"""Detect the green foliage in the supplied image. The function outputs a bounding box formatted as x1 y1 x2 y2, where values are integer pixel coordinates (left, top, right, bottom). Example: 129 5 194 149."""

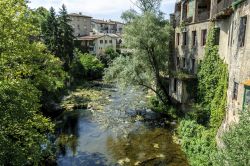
58 4 75 71
71 51 104 80
198 27 228 117
215 110 250 166
105 9 173 108
99 47 120 66
41 5 75 71
147 96 177 118
178 26 229 165
0 80 54 165
0 0 65 164
178 120 216 166
121 9 138 23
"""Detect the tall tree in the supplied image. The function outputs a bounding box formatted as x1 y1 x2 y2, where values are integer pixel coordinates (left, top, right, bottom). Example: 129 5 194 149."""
42 7 61 56
58 4 75 71
0 0 65 164
105 9 172 107
135 0 162 13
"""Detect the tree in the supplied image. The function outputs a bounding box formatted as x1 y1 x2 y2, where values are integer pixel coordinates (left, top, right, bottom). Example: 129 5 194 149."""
0 0 65 164
58 4 75 71
134 0 162 13
105 10 172 107
41 7 61 57
121 9 138 23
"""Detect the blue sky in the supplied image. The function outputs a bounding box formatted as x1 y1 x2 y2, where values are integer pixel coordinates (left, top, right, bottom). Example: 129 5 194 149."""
28 0 175 21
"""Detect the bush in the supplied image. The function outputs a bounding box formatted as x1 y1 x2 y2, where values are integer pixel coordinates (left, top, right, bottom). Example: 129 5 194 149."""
178 120 217 166
71 51 104 80
215 110 250 166
99 47 120 66
147 96 177 119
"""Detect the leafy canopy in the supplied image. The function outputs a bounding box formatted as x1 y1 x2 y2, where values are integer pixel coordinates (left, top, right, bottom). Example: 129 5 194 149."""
105 10 172 107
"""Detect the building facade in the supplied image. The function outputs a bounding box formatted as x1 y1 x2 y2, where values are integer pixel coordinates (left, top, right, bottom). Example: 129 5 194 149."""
91 19 124 34
68 13 92 37
76 34 119 56
170 0 250 127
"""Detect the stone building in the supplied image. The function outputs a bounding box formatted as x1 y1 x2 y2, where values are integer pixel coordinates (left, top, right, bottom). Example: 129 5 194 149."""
169 0 250 127
68 13 92 37
91 19 124 34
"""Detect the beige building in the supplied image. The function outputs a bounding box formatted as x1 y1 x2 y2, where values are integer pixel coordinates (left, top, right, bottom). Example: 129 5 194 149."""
170 0 250 127
91 19 124 34
76 34 119 56
68 13 92 37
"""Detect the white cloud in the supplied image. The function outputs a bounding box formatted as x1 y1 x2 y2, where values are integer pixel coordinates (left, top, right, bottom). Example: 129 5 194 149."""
28 0 175 20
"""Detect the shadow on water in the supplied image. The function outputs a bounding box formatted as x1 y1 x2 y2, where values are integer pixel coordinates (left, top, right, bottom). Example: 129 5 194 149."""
55 87 189 166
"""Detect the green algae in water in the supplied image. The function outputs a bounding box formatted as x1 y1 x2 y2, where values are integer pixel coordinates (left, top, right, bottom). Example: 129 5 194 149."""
107 127 189 166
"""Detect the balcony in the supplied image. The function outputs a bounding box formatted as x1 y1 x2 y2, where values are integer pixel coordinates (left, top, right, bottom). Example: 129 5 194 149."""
197 11 210 22
211 0 234 19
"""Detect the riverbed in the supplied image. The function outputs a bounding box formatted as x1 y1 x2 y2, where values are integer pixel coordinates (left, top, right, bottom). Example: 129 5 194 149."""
55 83 188 166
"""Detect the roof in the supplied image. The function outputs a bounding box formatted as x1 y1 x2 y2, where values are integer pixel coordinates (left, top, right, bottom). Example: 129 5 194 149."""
92 19 116 25
68 13 92 18
77 35 104 41
77 34 119 41
242 80 250 86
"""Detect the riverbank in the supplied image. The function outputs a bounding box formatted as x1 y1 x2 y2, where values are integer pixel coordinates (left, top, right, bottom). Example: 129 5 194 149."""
60 81 112 112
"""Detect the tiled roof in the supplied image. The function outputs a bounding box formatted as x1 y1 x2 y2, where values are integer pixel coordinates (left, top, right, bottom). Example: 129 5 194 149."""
77 35 104 41
77 34 119 41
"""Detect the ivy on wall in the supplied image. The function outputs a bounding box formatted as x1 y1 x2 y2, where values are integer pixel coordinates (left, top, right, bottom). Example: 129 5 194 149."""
178 25 229 166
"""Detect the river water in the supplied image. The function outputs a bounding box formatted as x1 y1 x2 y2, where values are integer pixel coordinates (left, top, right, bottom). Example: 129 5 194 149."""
55 85 188 166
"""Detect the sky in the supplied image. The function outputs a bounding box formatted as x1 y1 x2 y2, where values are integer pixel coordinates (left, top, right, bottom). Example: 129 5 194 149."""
28 0 175 21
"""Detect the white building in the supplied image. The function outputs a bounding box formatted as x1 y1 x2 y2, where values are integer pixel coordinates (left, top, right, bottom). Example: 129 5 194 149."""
76 34 119 56
91 19 124 35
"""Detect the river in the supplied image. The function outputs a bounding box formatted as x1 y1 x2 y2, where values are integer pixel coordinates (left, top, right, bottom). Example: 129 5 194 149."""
54 84 188 166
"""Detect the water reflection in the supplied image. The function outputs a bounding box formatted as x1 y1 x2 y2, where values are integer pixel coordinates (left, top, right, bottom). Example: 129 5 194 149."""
107 127 188 166
55 87 188 166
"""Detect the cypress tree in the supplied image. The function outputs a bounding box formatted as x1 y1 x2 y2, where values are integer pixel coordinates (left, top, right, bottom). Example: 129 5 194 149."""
41 7 60 56
58 4 75 71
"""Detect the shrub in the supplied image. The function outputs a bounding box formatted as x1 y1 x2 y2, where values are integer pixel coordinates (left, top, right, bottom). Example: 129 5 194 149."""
215 110 250 166
71 50 104 80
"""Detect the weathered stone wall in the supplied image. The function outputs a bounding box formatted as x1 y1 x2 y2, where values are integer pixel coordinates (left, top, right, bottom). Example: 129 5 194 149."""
216 0 250 127
69 15 92 37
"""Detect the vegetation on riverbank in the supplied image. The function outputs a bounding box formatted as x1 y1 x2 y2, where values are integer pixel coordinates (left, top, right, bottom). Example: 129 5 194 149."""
61 81 110 112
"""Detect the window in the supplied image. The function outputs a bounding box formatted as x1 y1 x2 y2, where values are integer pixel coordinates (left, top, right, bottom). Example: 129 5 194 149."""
239 16 247 47
214 28 220 45
233 82 239 100
176 33 180 46
105 40 107 44
183 32 187 46
100 40 103 44
77 25 80 30
201 29 207 46
173 79 177 92
109 40 112 44
243 86 250 111
176 57 180 67
191 59 195 73
192 31 197 46
183 58 186 68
